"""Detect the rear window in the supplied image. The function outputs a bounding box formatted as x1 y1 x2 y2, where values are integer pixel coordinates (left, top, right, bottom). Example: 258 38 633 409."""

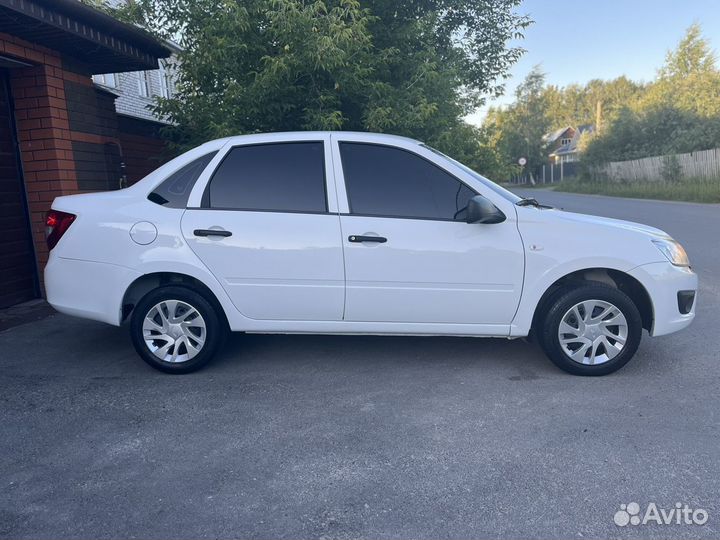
204 142 327 213
148 151 218 208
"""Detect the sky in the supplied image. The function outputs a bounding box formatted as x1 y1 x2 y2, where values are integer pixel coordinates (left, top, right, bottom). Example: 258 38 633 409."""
465 0 720 126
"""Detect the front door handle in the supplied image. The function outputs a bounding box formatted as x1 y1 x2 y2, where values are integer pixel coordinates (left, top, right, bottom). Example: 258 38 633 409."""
194 229 232 238
349 235 387 243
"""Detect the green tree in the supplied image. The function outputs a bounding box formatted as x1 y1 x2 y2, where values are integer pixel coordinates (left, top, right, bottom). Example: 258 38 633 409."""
485 66 549 181
486 23 720 175
106 0 529 161
583 24 720 165
642 23 720 116
476 107 520 180
659 22 717 79
513 66 550 180
640 24 718 119
481 72 646 180
541 77 644 131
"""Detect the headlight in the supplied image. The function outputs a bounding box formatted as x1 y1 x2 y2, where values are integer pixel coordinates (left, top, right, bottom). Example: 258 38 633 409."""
652 238 690 267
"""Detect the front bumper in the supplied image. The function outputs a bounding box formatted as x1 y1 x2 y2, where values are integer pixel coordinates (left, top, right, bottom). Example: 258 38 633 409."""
629 262 697 336
45 255 141 326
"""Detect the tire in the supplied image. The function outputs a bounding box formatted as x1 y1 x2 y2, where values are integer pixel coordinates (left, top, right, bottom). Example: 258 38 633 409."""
538 283 642 376
130 286 225 374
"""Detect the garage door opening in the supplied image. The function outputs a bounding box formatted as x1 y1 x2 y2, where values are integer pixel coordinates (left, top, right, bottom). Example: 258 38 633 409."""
0 69 39 308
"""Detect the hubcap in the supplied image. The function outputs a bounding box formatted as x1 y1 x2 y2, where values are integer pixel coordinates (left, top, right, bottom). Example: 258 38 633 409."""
142 300 207 363
558 299 628 365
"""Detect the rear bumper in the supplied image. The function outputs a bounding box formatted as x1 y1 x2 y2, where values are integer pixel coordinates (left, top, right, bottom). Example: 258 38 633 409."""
45 255 140 326
629 262 697 336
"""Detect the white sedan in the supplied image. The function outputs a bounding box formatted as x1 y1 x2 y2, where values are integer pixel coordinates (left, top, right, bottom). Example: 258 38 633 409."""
44 131 697 375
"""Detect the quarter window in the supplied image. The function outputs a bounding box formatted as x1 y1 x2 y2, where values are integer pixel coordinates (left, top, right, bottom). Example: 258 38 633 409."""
339 143 476 220
148 151 218 208
205 142 327 212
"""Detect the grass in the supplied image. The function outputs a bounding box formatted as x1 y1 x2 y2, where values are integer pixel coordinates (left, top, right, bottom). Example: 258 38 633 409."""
553 177 720 203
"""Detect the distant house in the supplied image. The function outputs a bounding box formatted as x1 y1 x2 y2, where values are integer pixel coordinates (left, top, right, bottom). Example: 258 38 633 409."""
544 124 595 163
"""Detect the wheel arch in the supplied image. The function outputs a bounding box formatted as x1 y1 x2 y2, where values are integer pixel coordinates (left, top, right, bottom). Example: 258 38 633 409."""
530 267 654 334
121 271 230 330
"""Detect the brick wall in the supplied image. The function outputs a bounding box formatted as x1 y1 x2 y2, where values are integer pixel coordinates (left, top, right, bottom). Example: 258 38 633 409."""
0 30 173 299
118 115 170 184
3 34 77 273
65 81 119 137
0 32 124 281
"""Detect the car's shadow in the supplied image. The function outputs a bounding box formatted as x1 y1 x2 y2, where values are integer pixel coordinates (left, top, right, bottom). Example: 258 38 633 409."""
213 331 555 379
0 313 674 380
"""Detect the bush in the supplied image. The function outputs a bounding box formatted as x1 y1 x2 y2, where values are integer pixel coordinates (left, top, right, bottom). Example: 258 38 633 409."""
660 154 683 182
583 106 720 166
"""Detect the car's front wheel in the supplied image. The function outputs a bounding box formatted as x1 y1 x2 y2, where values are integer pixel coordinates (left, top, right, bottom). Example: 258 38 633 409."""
539 284 643 376
130 286 224 373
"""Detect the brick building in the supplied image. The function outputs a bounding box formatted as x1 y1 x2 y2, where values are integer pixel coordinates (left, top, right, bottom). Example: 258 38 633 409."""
91 1 182 184
93 55 181 187
0 0 172 308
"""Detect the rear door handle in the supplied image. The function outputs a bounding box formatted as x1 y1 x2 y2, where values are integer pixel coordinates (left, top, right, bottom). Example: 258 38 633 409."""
349 235 387 243
194 229 232 238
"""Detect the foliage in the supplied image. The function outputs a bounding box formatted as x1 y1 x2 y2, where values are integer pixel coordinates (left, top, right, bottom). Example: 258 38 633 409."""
542 77 646 130
482 23 720 180
581 24 720 166
572 24 717 168
103 0 529 165
506 66 549 179
582 107 720 164
480 66 552 180
658 23 717 80
78 0 112 9
480 72 650 179
660 154 683 183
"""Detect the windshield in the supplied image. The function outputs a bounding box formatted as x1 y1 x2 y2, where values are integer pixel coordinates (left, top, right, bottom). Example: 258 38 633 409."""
421 144 522 204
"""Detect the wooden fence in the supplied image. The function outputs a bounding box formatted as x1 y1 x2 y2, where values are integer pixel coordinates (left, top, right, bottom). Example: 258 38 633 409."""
596 148 720 182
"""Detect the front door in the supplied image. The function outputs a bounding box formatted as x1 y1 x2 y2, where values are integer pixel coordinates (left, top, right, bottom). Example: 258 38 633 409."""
335 141 524 327
182 140 345 321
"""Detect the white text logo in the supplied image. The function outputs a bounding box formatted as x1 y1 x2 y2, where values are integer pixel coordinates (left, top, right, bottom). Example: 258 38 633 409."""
614 502 708 527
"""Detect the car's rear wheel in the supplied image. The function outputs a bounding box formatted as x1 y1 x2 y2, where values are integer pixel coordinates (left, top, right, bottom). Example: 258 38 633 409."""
539 284 642 376
130 286 224 373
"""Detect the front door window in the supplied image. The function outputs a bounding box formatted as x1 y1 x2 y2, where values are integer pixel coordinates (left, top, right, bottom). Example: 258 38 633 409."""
339 142 476 221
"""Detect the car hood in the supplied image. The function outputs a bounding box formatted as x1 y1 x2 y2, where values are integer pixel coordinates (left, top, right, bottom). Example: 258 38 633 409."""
541 208 670 238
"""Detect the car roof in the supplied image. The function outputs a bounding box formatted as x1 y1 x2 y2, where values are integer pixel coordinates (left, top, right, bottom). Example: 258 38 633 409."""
211 131 422 146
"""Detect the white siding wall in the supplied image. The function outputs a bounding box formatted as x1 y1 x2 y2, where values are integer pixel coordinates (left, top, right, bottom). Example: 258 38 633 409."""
94 0 178 124
109 66 176 122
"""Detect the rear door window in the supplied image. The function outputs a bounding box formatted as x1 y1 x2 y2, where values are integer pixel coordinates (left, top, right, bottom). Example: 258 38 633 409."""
204 142 327 213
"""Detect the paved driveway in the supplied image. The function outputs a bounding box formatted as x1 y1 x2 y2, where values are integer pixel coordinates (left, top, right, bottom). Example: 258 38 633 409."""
1 190 718 539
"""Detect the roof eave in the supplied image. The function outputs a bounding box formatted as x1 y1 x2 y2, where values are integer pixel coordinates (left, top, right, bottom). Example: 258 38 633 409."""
0 0 170 72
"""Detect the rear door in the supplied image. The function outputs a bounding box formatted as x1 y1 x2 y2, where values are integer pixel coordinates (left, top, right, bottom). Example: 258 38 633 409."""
182 136 345 321
332 137 524 329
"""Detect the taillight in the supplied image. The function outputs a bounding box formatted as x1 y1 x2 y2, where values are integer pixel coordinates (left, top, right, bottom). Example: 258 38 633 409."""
46 210 76 250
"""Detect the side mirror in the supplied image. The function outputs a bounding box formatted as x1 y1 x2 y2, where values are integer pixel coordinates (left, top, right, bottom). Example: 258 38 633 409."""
466 195 506 224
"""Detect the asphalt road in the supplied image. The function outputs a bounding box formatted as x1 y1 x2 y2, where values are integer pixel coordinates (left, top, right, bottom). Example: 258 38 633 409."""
1 190 719 539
